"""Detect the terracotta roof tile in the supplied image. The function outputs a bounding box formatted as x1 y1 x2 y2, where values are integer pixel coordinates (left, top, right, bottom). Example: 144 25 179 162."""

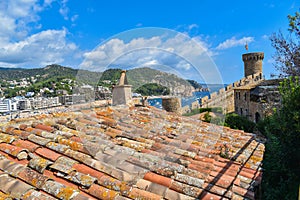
9 129 30 139
0 143 28 158
0 105 265 199
61 171 97 187
128 187 162 200
169 180 203 198
64 149 92 166
22 189 57 200
50 156 77 174
72 163 105 180
17 167 49 189
46 142 70 153
232 184 255 200
164 188 195 200
0 157 26 177
28 153 53 173
12 140 39 152
0 133 17 144
35 147 62 161
82 183 119 200
28 134 51 146
0 173 34 199
198 191 229 200
136 179 168 196
34 124 55 133
0 190 13 200
42 180 79 200
143 172 172 188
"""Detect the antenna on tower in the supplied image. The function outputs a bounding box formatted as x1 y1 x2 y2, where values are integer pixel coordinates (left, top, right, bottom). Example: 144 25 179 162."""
245 42 249 51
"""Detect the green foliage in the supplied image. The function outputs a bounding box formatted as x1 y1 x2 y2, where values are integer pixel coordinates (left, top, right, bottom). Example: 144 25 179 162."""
260 77 300 200
199 108 212 113
0 64 102 85
203 112 211 122
199 107 223 114
99 68 122 82
223 113 256 133
182 108 201 116
270 11 300 77
135 83 170 96
202 112 255 132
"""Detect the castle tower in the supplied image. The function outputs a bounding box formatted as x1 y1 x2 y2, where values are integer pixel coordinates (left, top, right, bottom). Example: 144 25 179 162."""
242 52 264 77
112 70 132 105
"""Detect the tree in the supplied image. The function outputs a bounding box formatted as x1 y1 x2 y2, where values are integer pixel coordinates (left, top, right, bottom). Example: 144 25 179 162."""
260 77 300 199
135 83 170 96
270 11 300 77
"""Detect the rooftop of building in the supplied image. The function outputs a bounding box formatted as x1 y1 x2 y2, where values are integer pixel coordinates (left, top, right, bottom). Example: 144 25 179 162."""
0 104 264 200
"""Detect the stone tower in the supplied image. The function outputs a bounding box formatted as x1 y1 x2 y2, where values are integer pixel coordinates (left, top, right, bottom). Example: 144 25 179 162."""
242 52 264 77
112 70 132 105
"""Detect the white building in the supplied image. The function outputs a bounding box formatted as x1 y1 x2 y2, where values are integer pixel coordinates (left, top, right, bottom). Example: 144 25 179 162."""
0 99 18 113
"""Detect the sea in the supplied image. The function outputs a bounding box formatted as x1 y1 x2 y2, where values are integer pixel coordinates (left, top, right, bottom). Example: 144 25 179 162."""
147 91 209 109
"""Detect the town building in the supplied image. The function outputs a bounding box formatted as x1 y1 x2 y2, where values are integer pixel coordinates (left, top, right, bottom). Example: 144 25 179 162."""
0 99 18 113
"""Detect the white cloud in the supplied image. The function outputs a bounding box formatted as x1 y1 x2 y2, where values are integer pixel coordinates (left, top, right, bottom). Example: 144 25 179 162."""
0 0 52 44
79 31 221 83
188 24 198 30
59 0 69 20
0 1 78 68
216 36 254 50
80 34 208 71
71 14 79 22
262 34 269 40
136 23 143 27
0 29 77 67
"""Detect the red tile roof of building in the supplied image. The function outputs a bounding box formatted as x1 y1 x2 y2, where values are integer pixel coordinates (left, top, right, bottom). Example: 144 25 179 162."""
0 105 265 199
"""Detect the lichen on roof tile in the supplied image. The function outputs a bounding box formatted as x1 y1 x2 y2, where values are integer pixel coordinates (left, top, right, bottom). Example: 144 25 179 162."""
46 142 70 153
0 173 34 199
17 167 49 189
0 105 265 200
22 189 57 200
28 134 52 146
28 153 53 173
56 171 97 188
0 133 17 144
42 180 79 200
50 156 78 174
0 157 26 177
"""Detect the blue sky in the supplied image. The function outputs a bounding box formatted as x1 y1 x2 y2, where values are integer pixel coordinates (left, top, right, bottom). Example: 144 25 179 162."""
0 0 299 83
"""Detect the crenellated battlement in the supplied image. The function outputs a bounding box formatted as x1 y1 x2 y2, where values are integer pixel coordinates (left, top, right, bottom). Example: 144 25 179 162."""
242 52 264 77
242 52 264 62
200 71 264 113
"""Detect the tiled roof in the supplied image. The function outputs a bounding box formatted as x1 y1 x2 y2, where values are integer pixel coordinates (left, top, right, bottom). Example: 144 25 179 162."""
0 105 264 200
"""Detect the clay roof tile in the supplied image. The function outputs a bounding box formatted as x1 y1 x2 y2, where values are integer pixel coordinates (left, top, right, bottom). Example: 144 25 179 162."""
0 173 34 199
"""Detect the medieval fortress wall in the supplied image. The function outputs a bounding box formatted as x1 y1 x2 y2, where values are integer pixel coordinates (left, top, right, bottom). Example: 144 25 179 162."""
200 71 264 113
183 52 265 114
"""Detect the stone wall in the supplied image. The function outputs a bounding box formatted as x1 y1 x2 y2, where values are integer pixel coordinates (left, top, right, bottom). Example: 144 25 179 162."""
162 97 182 114
200 72 264 114
242 52 264 77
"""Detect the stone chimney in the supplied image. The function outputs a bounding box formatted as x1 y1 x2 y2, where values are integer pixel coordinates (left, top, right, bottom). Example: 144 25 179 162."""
112 70 132 105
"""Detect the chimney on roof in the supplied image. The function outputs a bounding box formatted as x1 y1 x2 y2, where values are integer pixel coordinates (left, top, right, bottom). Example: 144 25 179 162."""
112 70 132 105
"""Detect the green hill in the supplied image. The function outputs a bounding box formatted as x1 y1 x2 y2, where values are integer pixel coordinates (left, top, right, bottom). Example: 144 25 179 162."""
0 64 102 85
0 65 196 97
